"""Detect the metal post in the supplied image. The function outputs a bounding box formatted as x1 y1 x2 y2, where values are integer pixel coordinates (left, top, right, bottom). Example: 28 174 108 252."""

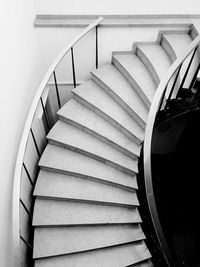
96 26 98 69
30 128 40 157
40 97 50 130
71 47 76 88
53 71 61 109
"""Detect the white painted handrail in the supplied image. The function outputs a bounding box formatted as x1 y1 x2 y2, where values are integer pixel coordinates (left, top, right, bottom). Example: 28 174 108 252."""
143 34 200 266
12 16 104 266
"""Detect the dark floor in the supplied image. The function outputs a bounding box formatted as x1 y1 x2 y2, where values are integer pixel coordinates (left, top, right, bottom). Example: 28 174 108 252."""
152 109 200 267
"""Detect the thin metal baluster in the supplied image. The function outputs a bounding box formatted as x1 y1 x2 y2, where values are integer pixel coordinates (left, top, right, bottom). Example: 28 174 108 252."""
40 97 50 130
158 84 168 113
53 71 61 109
178 46 198 92
96 26 99 69
71 47 76 88
166 64 182 105
30 128 40 157
189 62 200 90
23 163 33 186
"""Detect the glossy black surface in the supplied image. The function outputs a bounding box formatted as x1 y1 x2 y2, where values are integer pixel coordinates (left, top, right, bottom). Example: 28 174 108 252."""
152 109 200 267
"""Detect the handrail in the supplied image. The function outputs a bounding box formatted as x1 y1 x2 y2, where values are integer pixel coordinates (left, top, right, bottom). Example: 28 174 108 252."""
12 16 104 266
143 35 200 266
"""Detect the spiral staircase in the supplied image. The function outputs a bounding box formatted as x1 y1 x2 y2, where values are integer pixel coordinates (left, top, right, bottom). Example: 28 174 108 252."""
25 25 199 267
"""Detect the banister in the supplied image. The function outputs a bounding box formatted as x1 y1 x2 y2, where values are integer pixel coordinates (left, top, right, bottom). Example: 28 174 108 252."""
143 34 200 266
12 16 104 266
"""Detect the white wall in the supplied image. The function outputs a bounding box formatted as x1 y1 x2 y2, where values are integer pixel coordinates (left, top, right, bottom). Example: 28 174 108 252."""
0 1 45 266
35 0 200 15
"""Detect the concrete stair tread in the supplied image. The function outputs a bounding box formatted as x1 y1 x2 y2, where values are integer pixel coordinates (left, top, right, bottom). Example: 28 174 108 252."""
73 80 144 143
34 241 151 267
137 44 172 85
47 121 139 173
39 144 138 190
33 224 146 258
34 171 139 207
33 198 142 226
112 53 156 108
91 64 148 128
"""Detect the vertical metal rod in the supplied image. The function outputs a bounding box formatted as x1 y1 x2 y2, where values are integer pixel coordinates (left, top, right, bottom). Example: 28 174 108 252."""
178 46 198 91
23 163 34 186
166 64 182 104
71 47 76 88
96 26 98 69
158 84 168 113
189 62 200 90
40 97 50 130
53 71 61 109
30 128 40 157
20 199 32 219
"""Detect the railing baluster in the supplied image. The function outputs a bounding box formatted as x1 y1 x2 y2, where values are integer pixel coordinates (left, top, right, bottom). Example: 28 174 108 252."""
178 46 198 93
40 97 50 130
30 128 40 157
96 26 99 69
158 84 168 113
53 71 61 109
20 199 33 219
23 163 33 186
71 47 76 88
189 62 200 90
166 64 182 105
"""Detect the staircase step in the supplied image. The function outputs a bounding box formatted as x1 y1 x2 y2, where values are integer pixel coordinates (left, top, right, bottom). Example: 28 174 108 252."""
33 198 142 226
91 64 148 129
34 241 151 267
162 33 193 61
47 121 138 174
39 144 138 191
136 44 172 86
72 80 144 144
58 99 141 156
34 170 139 207
33 224 146 258
161 32 192 62
162 33 199 88
112 53 156 109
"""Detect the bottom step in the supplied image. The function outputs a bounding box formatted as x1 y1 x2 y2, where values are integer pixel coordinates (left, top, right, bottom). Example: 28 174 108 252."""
34 241 151 267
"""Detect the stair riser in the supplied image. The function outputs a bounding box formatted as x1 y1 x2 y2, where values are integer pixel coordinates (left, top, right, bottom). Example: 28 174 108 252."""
48 138 138 175
112 56 151 109
39 166 138 192
72 92 142 145
91 73 146 129
58 114 140 158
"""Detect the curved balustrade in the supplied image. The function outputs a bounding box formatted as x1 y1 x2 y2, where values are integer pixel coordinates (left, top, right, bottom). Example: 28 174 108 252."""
12 16 104 267
143 35 200 266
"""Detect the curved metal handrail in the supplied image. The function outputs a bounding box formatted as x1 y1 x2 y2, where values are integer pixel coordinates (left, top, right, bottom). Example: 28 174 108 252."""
12 16 104 266
143 35 200 266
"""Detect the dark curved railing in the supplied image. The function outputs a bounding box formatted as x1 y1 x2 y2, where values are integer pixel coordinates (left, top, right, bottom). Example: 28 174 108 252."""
143 35 200 266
